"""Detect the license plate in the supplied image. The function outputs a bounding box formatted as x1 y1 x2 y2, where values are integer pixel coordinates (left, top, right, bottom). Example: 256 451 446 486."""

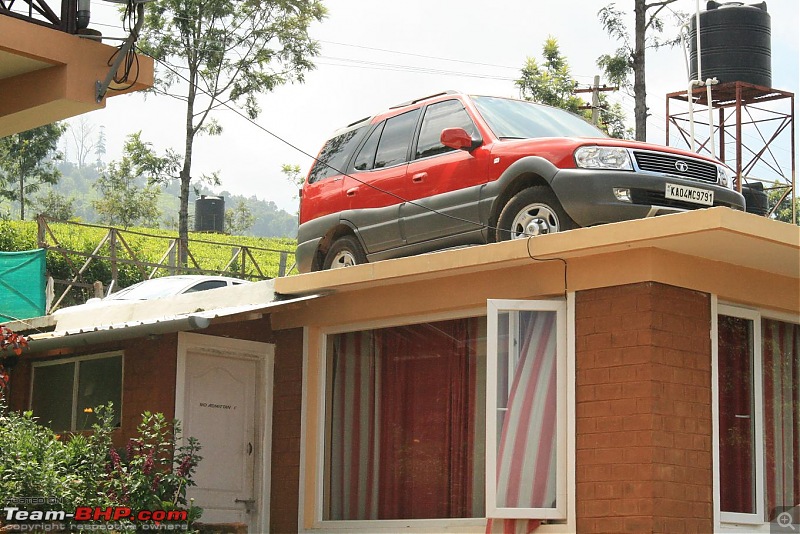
665 183 714 206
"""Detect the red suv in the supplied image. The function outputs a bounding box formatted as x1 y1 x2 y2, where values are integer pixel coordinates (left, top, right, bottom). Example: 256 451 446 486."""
297 91 745 273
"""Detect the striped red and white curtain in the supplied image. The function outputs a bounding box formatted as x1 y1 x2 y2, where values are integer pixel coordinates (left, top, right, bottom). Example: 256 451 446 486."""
763 319 799 520
495 310 558 509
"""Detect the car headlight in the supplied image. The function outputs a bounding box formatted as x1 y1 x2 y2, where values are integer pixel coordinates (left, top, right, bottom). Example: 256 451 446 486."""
574 146 632 170
717 165 733 188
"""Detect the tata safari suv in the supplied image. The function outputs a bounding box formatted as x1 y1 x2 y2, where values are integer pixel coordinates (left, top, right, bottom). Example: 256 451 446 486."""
297 91 745 273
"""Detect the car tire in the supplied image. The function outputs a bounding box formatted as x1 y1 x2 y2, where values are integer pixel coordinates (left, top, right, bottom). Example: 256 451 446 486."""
322 235 368 269
496 186 576 241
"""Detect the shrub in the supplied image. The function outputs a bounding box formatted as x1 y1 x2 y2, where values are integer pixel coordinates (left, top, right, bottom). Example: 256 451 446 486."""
0 404 202 531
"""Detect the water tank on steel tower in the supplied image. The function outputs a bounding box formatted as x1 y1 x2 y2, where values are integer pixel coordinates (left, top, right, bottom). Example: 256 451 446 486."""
194 195 225 233
689 1 771 87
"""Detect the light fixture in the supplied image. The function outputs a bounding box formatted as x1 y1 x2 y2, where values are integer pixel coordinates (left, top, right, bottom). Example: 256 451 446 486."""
613 188 632 203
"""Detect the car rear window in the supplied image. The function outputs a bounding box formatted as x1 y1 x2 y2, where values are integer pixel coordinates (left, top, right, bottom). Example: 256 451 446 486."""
308 125 368 183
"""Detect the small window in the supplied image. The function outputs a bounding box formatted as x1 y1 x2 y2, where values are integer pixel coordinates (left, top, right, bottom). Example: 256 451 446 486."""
308 126 368 184
353 123 384 171
374 109 420 169
416 100 478 159
31 353 123 431
487 300 567 520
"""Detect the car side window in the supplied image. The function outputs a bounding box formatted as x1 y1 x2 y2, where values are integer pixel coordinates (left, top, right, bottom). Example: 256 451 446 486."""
185 280 228 293
308 126 368 183
374 109 421 169
353 123 384 171
415 100 478 160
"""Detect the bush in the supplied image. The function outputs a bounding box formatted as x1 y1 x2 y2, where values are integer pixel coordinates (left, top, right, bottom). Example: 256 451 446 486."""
0 404 202 531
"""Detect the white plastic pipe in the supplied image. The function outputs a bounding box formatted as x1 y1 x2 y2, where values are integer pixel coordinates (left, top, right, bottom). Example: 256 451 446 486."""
706 78 717 158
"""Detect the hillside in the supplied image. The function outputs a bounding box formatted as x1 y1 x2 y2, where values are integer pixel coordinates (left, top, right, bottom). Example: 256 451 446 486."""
9 160 300 238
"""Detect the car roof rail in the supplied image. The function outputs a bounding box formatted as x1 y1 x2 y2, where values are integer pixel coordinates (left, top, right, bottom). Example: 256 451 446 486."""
389 90 460 109
346 116 371 128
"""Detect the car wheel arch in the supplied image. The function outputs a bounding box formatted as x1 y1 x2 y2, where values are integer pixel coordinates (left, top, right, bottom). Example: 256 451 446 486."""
313 222 364 271
488 172 551 242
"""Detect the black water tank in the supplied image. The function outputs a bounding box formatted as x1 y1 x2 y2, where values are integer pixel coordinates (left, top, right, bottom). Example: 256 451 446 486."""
742 182 769 216
194 195 225 233
689 1 771 87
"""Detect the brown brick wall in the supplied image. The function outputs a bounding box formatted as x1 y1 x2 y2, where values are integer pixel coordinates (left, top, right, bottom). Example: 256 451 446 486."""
575 282 713 534
7 336 178 447
270 327 304 534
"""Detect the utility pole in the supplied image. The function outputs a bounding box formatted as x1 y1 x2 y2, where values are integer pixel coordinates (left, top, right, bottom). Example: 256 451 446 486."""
575 75 618 126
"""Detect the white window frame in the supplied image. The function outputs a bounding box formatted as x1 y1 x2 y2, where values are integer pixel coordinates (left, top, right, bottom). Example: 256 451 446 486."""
29 351 124 431
304 297 575 533
712 298 800 532
486 299 568 521
311 308 487 533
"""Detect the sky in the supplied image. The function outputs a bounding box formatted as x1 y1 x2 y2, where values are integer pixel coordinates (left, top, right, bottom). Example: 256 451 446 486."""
72 0 800 215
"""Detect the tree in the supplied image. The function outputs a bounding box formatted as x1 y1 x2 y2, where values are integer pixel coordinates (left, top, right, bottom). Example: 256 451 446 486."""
67 117 96 170
516 37 631 139
92 133 163 228
516 37 586 114
139 0 327 263
33 189 76 221
596 0 682 141
225 198 256 235
0 123 66 220
95 125 107 167
767 183 799 226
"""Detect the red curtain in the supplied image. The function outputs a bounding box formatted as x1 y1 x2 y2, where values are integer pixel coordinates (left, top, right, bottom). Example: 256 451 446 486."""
762 319 799 520
327 317 481 520
717 315 756 514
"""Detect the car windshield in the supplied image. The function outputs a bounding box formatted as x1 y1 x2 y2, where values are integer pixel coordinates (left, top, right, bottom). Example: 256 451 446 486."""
470 95 607 139
107 277 196 300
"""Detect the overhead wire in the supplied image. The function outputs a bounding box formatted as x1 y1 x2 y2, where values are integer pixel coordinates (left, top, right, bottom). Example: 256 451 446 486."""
141 50 553 243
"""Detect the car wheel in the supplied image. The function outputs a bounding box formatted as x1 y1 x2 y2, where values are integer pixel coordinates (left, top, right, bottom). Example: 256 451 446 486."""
322 235 367 269
496 186 576 241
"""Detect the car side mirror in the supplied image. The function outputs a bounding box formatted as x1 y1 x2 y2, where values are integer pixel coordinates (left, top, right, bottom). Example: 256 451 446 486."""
441 127 481 151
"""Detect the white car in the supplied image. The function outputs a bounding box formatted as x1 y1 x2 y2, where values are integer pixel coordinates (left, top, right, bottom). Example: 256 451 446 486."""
53 275 251 315
102 275 250 301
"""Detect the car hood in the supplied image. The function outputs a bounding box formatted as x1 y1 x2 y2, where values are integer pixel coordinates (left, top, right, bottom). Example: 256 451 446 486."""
491 136 724 169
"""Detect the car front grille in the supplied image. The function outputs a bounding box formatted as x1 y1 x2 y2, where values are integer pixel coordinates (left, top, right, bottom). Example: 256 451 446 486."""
633 151 718 183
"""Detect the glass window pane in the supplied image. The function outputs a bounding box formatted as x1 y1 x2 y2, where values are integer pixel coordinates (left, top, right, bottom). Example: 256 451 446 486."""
308 126 368 183
416 100 477 159
353 123 383 171
324 317 486 520
762 319 800 520
31 363 75 431
374 110 420 169
495 310 558 510
77 356 122 430
718 315 756 514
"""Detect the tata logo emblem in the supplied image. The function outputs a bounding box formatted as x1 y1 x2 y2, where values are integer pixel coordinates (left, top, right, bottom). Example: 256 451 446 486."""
675 161 689 173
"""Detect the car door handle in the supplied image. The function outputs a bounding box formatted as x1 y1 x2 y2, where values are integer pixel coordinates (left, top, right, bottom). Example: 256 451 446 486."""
346 187 358 197
412 172 427 183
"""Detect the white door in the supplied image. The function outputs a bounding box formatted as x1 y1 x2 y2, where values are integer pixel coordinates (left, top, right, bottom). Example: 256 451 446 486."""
176 333 273 533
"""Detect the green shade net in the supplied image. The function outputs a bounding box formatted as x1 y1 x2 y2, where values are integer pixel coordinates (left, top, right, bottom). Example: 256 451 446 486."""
0 249 46 321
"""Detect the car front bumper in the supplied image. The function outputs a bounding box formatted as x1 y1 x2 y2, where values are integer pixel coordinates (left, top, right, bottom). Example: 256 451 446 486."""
549 168 746 228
